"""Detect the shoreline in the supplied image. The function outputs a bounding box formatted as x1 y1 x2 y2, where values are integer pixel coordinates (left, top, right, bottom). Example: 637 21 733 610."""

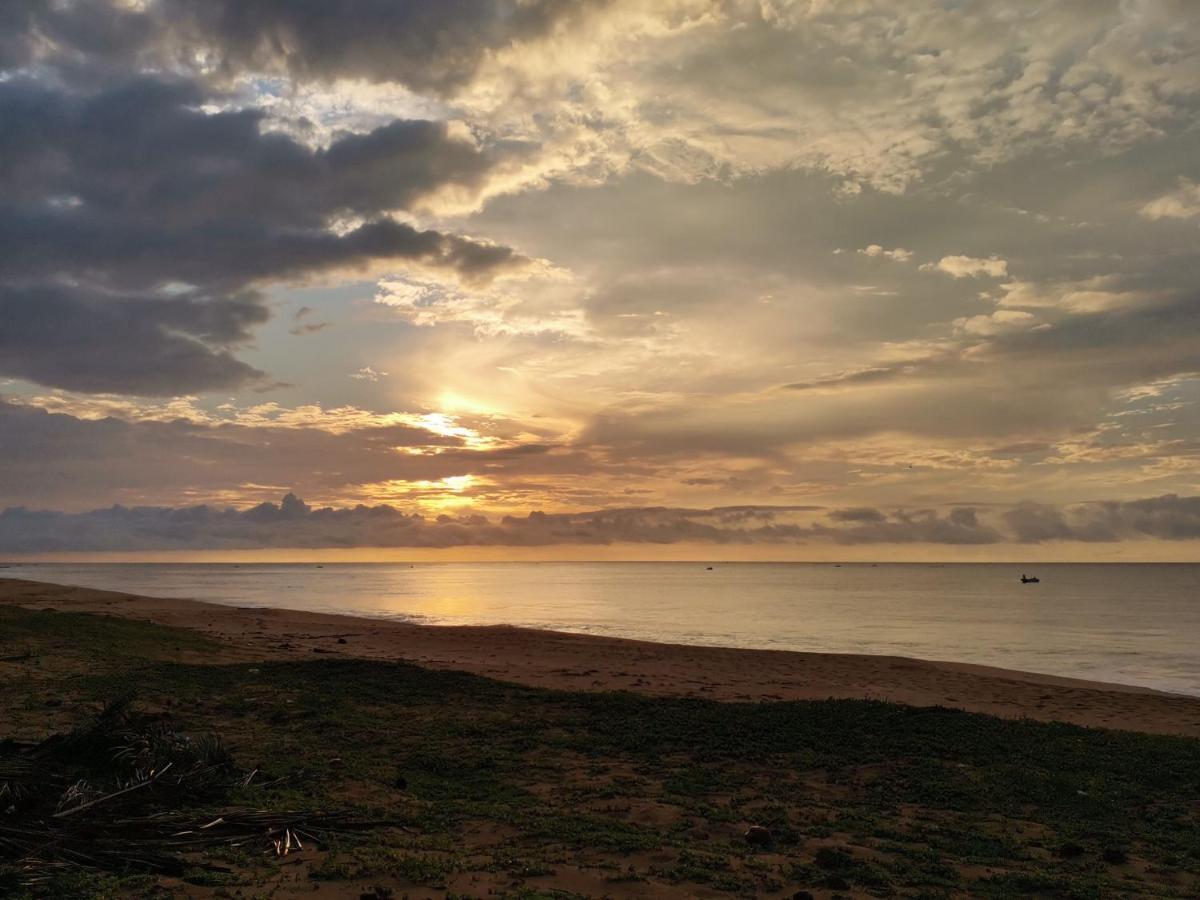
3 575 1200 737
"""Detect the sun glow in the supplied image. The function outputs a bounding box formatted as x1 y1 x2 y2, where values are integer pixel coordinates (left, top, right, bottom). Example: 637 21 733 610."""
417 412 495 449
353 474 480 513
437 475 474 492
437 391 500 416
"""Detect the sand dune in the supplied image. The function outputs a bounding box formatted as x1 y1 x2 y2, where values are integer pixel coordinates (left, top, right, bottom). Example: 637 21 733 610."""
3 576 1198 738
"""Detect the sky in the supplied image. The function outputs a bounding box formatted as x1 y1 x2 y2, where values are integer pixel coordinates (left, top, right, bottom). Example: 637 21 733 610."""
2 0 1199 559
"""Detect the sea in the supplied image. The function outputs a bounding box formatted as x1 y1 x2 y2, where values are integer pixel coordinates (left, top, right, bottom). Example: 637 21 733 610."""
3 562 1199 696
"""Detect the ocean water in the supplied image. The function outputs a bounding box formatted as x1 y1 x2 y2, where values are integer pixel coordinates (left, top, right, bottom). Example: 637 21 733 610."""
4 562 1199 696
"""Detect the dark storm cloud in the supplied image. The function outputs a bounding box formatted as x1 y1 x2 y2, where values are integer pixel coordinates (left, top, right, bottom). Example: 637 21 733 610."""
4 491 1198 553
1113 496 1200 540
812 507 1001 546
0 71 522 394
1006 496 1200 544
0 496 897 553
0 284 267 395
2 77 500 225
0 494 806 553
1 207 518 291
0 0 158 74
0 1 40 69
1004 504 1101 543
154 0 600 93
0 75 499 245
1 0 600 93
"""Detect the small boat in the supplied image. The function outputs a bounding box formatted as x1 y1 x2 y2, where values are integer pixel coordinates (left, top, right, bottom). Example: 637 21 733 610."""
1020 573 1040 584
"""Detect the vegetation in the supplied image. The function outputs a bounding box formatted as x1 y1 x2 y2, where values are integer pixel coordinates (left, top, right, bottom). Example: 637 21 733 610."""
2 605 1199 897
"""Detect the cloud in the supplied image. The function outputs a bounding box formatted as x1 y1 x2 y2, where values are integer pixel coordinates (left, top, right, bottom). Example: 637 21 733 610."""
0 284 268 395
812 506 1002 546
952 310 1036 337
858 244 913 262
11 1 1200 200
782 360 938 393
0 1 41 70
0 495 799 553
1140 178 1200 221
1004 495 1200 543
20 1 1197 198
0 71 525 395
2 0 1200 530
450 1 1200 196
0 0 594 94
372 268 587 337
0 395 596 512
4 491 1199 553
290 324 330 335
922 255 1009 279
349 366 387 382
583 285 1200 466
996 277 1159 314
159 0 598 95
0 78 498 228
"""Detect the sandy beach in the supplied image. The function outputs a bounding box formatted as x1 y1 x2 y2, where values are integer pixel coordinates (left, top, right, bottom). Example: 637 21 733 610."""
5 574 1200 898
4 576 1198 738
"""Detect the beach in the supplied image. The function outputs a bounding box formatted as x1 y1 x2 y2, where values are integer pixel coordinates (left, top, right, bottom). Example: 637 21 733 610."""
9 561 1198 697
2 576 1198 738
4 576 1200 899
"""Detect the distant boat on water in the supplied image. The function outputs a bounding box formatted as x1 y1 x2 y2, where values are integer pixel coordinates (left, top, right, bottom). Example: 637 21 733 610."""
1021 573 1040 584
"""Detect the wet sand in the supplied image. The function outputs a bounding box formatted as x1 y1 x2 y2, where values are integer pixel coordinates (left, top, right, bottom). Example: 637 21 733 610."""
4 576 1199 737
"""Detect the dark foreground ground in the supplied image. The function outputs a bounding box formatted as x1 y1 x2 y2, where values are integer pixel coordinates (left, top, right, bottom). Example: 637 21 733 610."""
2 605 1199 899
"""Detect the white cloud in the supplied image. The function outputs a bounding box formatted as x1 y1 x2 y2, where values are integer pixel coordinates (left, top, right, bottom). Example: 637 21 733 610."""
997 277 1157 314
448 1 1200 198
858 244 913 262
7 392 495 445
953 309 1036 336
923 256 1009 279
373 269 589 338
1140 178 1200 221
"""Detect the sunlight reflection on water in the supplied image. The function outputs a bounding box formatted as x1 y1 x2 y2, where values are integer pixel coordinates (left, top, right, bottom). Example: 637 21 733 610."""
6 562 1200 695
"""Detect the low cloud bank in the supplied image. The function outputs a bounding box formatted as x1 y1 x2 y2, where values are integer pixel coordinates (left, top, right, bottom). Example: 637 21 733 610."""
2 493 1199 554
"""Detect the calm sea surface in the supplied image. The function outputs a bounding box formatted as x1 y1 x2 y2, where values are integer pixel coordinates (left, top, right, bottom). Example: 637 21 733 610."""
4 562 1199 696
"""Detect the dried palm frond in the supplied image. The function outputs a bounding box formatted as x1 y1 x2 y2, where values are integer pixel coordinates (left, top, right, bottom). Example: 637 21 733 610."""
1 698 402 887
